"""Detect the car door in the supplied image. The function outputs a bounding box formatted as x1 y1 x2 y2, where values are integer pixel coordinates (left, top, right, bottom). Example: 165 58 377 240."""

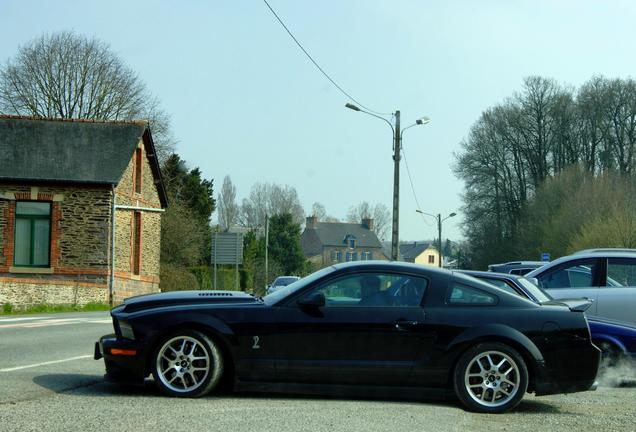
537 258 601 317
273 271 431 386
597 257 636 324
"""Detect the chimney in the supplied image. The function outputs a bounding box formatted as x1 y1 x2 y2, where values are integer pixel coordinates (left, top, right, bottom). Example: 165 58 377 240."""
361 217 374 231
306 215 318 229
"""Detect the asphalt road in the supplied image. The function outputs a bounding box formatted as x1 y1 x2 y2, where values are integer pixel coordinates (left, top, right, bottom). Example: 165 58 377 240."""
1 312 636 432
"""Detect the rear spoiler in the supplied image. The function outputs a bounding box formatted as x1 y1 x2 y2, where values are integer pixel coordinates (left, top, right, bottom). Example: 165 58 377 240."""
541 298 593 312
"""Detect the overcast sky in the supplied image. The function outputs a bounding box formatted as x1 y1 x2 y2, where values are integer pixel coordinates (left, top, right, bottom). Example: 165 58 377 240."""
2 0 636 242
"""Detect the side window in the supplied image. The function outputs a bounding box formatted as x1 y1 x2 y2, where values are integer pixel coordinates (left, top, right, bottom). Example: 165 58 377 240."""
606 258 636 287
538 259 598 289
316 273 427 307
447 283 497 305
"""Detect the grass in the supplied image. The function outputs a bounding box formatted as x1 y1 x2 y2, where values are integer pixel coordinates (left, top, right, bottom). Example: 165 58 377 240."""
0 301 111 315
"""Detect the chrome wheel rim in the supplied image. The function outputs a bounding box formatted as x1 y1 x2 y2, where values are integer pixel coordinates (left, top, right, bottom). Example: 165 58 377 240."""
156 336 211 393
464 350 520 407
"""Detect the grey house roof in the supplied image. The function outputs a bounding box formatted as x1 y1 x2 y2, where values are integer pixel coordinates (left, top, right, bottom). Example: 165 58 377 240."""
0 116 167 207
399 242 437 262
302 221 383 256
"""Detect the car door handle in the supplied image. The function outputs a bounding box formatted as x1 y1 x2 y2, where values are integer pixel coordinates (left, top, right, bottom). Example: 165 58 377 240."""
394 319 423 330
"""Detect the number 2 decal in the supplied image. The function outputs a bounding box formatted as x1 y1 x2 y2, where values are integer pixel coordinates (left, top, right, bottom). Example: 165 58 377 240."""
252 336 260 349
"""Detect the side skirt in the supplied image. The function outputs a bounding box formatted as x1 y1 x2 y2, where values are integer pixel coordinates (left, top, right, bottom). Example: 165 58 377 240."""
233 380 454 402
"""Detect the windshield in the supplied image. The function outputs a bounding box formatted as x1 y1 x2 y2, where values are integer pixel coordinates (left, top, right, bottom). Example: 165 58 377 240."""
263 266 336 305
518 277 552 302
273 277 299 286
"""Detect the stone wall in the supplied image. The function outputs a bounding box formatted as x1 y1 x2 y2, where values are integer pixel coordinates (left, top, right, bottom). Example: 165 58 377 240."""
111 138 162 304
0 277 108 307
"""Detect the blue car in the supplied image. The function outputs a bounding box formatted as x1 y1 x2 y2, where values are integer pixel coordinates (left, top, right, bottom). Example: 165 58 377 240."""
460 270 636 363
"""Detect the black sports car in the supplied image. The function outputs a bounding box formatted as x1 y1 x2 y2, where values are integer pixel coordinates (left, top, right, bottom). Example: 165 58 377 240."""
95 261 600 413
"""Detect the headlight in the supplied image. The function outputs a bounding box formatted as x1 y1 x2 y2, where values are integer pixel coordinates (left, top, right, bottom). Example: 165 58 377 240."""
118 320 135 340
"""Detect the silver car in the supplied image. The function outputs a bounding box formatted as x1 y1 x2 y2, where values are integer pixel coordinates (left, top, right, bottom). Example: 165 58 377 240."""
526 249 636 324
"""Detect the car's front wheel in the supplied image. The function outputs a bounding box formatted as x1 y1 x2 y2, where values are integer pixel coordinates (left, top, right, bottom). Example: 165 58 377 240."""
454 342 528 413
151 330 223 397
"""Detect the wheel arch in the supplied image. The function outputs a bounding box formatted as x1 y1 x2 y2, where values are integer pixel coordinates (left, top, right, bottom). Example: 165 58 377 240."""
446 325 543 393
144 319 237 382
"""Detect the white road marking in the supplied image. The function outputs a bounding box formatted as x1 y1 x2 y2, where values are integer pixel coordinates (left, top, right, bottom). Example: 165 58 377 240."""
0 316 51 322
0 316 111 329
0 355 92 373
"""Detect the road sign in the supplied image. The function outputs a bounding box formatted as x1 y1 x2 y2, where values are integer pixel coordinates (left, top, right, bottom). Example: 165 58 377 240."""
541 252 550 262
211 232 243 265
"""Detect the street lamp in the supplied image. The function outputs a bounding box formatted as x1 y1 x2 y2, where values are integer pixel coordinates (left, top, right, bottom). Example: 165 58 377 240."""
416 209 457 267
346 103 430 261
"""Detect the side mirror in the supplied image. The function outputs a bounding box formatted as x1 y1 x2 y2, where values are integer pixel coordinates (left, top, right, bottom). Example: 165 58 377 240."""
297 291 325 308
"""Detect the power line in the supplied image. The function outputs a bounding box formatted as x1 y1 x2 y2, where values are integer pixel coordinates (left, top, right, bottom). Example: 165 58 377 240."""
262 0 391 116
402 146 434 227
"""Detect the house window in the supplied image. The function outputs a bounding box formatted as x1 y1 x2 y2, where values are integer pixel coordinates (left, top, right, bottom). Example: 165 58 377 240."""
132 212 142 275
362 251 372 260
14 201 51 267
346 252 353 262
428 255 435 264
134 147 142 193
352 252 358 261
331 251 343 262
336 251 342 262
343 234 357 249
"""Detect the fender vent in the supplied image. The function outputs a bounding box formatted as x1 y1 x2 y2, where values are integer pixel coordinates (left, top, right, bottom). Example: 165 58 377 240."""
198 292 233 297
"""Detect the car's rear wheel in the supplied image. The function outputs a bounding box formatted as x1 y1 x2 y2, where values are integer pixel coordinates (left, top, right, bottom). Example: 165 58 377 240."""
454 342 528 413
152 330 223 397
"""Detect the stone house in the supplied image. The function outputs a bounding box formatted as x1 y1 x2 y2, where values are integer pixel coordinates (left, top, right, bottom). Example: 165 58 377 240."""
399 242 440 267
0 116 167 308
301 216 387 268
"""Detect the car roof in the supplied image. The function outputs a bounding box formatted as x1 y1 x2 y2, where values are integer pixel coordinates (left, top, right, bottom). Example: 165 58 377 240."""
526 250 636 277
573 248 636 254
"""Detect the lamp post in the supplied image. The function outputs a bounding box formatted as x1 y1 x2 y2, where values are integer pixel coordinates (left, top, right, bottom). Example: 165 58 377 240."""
346 103 430 261
416 210 457 267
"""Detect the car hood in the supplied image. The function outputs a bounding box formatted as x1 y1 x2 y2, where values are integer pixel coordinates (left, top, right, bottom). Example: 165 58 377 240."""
119 290 259 313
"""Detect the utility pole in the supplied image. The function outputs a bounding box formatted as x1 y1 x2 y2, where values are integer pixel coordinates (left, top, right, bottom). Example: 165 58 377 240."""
264 214 269 290
437 213 442 268
346 103 429 262
391 110 401 261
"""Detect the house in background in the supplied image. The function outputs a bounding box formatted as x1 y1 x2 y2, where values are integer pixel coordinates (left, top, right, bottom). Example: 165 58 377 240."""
399 242 441 267
0 116 167 309
301 216 387 268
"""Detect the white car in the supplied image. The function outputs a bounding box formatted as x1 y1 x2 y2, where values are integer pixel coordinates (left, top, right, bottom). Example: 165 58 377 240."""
526 249 636 324
266 276 300 295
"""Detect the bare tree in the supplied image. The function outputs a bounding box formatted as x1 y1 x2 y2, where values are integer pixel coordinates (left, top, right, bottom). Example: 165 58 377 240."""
217 176 239 231
346 202 372 222
239 182 305 228
347 201 390 240
372 203 391 241
311 202 327 220
0 31 174 159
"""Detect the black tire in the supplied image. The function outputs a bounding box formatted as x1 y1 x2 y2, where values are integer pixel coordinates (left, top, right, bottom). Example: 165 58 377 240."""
453 342 529 413
151 329 223 398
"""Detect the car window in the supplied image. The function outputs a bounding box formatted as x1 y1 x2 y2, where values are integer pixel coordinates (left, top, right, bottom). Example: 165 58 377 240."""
538 259 597 289
447 283 497 305
478 278 519 296
316 273 427 307
606 258 636 287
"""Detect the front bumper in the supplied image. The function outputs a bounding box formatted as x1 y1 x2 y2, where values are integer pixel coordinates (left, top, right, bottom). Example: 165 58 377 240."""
95 334 148 383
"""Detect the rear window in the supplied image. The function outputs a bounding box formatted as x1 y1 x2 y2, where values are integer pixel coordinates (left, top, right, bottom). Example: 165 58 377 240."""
447 283 498 305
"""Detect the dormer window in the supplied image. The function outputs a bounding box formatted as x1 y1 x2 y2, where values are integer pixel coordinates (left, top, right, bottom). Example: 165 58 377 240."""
343 234 357 249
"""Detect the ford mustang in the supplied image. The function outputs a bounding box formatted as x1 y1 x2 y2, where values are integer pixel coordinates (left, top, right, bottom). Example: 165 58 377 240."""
95 261 600 413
